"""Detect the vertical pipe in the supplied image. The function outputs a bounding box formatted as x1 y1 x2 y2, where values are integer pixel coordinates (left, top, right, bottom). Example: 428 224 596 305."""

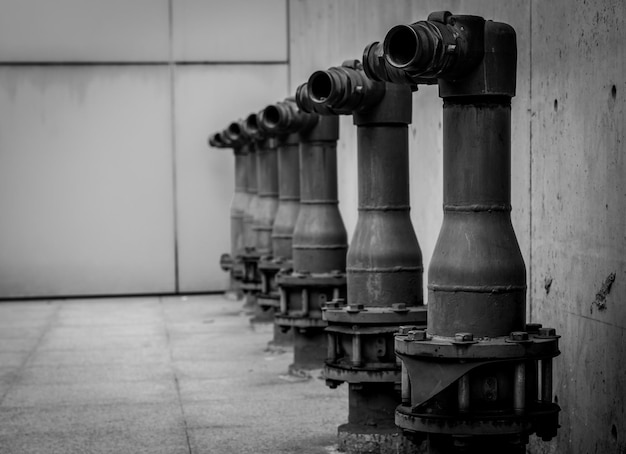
255 140 279 256
401 362 411 405
272 133 301 260
351 334 362 366
292 116 347 273
327 332 337 362
458 373 470 413
349 83 422 309
245 145 259 251
514 362 526 414
230 148 248 259
428 100 526 338
301 288 309 316
541 358 553 402
279 286 287 314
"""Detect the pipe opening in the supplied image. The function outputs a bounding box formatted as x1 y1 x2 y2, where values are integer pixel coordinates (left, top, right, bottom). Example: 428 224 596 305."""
309 71 333 103
385 25 419 68
228 122 241 135
263 105 281 127
245 114 259 132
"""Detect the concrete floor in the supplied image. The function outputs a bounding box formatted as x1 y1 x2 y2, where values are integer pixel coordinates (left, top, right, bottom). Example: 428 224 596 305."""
0 294 348 454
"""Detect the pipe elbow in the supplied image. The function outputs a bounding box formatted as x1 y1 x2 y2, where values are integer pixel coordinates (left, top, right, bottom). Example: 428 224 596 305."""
242 113 266 142
208 132 226 148
258 98 318 135
222 120 250 147
305 60 385 114
362 41 423 85
380 12 487 82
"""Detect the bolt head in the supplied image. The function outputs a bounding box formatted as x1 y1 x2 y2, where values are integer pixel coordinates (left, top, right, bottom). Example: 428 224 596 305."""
397 325 418 335
510 331 529 341
525 323 543 333
455 332 474 342
539 327 557 337
407 330 427 341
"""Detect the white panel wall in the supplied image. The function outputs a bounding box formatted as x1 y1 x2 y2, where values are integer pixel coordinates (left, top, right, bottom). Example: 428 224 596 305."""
174 65 288 292
0 0 289 297
172 0 288 62
0 67 176 297
0 0 170 62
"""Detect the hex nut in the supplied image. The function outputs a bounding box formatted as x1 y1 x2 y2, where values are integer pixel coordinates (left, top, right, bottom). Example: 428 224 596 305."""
397 325 418 335
510 331 529 341
539 327 557 337
525 323 543 333
455 332 474 342
407 330 427 341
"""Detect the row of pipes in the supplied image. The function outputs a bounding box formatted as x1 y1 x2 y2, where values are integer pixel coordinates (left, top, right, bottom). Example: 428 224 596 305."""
209 11 561 454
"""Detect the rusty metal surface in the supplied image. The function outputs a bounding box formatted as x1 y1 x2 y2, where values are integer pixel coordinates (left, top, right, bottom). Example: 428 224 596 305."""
252 138 279 257
291 116 347 273
296 61 428 450
324 365 399 384
272 133 300 260
324 305 427 325
363 11 561 450
428 101 526 338
395 332 560 360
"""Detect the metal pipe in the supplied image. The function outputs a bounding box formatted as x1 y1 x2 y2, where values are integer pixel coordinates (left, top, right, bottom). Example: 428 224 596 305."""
243 114 278 257
292 116 347 273
401 362 411 405
327 332 337 362
514 362 526 415
429 98 526 337
373 12 561 452
458 373 470 413
258 99 316 261
273 114 348 373
299 61 423 306
541 358 553 403
298 60 426 453
351 334 362 367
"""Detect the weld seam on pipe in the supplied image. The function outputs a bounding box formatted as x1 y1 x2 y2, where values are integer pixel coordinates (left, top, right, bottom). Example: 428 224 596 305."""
428 284 527 293
443 203 512 212
348 266 424 273
299 200 339 205
358 205 411 211
293 244 348 250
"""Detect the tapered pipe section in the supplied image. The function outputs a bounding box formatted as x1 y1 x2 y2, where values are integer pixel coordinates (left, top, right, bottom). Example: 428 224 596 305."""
258 99 316 260
254 139 279 256
208 132 249 262
292 116 347 273
209 123 254 295
272 134 300 259
241 113 279 257
429 99 525 337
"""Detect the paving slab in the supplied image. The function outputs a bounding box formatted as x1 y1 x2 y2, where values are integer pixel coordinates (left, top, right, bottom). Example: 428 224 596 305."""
1 380 179 407
0 294 349 454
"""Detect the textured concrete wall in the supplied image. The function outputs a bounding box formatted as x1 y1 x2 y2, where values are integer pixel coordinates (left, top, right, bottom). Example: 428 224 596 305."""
0 0 288 297
288 0 625 453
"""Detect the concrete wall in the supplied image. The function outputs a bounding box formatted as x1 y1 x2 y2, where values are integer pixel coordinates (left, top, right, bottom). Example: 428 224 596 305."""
288 1 625 453
0 0 288 297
